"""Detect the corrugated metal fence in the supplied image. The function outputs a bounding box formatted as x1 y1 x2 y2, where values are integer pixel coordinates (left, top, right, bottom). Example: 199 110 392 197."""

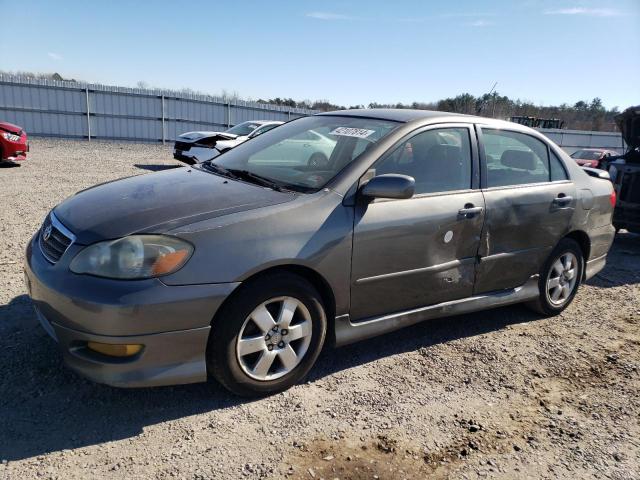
538 128 625 155
0 74 625 152
0 74 316 143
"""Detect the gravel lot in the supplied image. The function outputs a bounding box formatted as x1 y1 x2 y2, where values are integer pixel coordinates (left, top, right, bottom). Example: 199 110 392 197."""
1 138 639 479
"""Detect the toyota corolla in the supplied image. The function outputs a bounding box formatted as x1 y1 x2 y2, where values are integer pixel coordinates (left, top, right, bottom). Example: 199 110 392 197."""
25 109 616 396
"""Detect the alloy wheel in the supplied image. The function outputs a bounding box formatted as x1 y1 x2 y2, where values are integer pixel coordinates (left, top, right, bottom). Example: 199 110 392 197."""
545 252 578 306
235 296 313 381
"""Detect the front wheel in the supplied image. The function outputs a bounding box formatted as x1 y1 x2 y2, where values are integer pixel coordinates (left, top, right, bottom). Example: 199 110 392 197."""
526 238 584 316
208 273 327 397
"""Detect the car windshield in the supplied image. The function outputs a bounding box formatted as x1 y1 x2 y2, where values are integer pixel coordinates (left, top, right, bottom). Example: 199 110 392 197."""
206 116 400 192
571 150 602 160
225 122 263 136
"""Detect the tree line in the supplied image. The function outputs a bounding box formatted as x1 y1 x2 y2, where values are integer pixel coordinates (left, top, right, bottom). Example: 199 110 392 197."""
259 93 622 132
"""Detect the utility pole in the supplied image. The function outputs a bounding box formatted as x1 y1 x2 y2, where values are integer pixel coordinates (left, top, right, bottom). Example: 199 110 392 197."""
476 82 498 116
491 84 498 118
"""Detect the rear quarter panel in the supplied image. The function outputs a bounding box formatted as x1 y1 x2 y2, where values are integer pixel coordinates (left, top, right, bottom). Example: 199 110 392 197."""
565 152 616 261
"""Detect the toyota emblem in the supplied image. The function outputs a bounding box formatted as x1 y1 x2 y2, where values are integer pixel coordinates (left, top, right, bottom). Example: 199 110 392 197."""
43 224 53 242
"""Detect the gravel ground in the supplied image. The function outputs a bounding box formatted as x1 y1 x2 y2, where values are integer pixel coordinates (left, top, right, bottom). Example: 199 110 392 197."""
0 138 639 480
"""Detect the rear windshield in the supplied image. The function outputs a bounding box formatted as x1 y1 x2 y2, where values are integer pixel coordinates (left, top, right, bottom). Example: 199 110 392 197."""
226 122 262 136
211 116 400 191
571 150 602 160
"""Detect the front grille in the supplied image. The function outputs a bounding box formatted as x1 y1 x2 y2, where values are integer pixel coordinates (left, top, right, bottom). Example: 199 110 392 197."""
174 141 192 152
38 214 74 264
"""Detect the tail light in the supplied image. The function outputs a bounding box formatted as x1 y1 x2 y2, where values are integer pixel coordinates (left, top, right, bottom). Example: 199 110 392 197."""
609 189 617 207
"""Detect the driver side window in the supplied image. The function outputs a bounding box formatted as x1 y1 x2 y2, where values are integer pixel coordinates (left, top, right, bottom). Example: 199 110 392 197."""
374 128 473 195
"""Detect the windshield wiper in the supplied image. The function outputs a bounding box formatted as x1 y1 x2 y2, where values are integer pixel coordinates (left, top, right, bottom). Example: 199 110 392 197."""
226 169 288 192
200 162 238 179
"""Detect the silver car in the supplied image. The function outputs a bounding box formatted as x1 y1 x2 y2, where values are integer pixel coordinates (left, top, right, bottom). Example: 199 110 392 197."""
25 109 616 396
173 120 283 164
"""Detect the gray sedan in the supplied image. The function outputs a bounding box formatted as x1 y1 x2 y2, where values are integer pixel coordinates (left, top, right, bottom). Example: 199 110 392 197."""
25 109 616 396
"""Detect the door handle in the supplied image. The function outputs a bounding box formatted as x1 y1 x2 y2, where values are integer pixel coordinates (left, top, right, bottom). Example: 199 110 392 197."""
552 194 573 206
458 204 483 218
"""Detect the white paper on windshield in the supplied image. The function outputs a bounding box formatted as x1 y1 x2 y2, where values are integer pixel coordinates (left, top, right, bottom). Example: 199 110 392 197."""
330 127 375 138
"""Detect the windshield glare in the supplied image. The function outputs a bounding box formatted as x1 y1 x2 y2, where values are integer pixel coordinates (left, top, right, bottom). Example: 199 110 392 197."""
226 121 262 136
210 116 399 191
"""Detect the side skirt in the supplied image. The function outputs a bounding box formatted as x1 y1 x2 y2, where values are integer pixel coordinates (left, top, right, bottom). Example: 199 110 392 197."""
334 275 540 347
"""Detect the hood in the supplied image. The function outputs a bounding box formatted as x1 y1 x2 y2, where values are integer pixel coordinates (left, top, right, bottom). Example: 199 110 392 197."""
615 105 640 150
0 121 23 135
54 167 296 244
178 131 238 142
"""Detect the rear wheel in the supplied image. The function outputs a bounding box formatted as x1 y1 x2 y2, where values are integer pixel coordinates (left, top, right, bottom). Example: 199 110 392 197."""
308 152 329 168
526 238 583 316
208 273 327 397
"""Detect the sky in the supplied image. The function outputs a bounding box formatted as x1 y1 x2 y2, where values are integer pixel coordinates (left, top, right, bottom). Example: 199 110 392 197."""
1 0 638 110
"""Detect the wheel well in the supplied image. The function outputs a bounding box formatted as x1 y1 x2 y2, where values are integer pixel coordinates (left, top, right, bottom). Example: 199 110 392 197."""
564 230 591 265
213 265 337 339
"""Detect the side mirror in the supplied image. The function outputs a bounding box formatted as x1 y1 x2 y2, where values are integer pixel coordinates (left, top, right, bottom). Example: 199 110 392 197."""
582 166 611 180
361 174 415 200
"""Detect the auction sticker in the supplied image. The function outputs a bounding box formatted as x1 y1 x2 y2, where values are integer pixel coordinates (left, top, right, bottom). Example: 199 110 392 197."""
330 127 375 138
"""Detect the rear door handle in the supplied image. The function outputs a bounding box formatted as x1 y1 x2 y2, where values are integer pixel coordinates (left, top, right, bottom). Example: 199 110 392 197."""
458 205 484 218
553 194 573 206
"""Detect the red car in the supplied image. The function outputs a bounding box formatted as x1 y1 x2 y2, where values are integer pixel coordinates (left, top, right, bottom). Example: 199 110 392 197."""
570 148 618 169
0 121 29 163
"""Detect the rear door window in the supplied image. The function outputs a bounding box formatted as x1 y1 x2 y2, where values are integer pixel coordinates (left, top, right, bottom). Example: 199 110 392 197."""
481 129 550 187
550 151 568 181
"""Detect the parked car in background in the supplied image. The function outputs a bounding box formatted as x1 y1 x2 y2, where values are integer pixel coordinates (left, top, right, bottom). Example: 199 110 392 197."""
570 148 619 170
608 105 640 234
250 129 337 168
174 120 283 164
0 121 28 164
25 109 616 397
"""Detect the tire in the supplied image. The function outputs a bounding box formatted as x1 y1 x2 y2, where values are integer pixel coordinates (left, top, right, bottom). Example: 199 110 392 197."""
207 273 327 397
307 152 329 168
526 238 584 316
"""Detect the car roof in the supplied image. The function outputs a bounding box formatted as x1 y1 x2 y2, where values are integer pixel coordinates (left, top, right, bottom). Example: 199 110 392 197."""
315 108 465 122
314 108 520 128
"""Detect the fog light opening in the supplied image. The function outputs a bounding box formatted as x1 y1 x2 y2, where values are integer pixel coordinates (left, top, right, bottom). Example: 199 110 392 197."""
87 342 143 357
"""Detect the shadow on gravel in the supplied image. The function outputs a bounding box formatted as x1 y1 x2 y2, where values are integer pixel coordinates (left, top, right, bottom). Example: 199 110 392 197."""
134 164 183 172
1 234 638 461
586 232 640 288
0 161 21 168
0 298 246 461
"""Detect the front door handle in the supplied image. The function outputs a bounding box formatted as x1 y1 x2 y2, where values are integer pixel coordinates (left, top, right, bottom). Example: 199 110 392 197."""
552 194 573 206
458 204 484 218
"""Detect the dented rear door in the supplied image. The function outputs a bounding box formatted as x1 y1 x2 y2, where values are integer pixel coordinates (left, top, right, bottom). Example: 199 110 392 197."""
474 126 576 294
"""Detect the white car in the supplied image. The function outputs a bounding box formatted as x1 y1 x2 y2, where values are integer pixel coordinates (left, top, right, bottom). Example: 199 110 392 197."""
250 129 337 167
173 121 283 164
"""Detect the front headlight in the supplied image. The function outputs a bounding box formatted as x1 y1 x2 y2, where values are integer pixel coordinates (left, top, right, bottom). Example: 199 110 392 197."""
2 132 21 142
70 235 193 279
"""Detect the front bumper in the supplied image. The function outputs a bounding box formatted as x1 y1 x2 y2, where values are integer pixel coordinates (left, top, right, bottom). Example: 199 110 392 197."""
24 234 240 387
173 150 196 164
1 138 28 162
35 305 211 387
